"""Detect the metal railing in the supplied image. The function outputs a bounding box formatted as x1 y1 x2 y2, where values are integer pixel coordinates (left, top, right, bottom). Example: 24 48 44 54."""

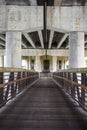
53 68 87 111
0 67 39 108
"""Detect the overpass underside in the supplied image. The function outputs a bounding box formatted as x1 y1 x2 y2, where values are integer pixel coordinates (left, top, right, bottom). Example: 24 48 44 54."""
0 1 87 129
0 78 87 130
0 3 87 69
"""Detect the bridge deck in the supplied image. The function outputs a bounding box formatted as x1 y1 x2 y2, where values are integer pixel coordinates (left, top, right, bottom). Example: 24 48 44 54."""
0 78 87 130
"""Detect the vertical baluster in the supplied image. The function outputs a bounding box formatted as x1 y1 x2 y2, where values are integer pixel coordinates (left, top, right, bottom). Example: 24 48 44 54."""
10 72 15 98
22 72 26 88
17 72 21 93
63 72 66 90
5 72 14 100
67 72 71 94
73 73 80 101
0 72 3 105
71 73 76 98
81 73 86 107
27 72 30 84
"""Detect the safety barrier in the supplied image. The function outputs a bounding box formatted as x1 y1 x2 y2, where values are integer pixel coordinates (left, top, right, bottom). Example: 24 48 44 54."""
0 67 39 107
53 68 87 111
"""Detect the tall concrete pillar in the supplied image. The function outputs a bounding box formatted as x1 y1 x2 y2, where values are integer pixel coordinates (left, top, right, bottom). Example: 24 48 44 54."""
52 56 57 72
62 60 65 69
6 32 21 68
69 32 84 68
28 56 31 70
35 56 41 72
0 56 4 67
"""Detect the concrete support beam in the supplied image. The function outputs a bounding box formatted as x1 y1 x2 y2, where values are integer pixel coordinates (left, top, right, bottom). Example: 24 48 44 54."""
49 30 54 49
57 33 68 48
0 41 5 47
65 44 69 49
23 33 35 48
84 40 87 44
38 30 44 48
0 35 5 41
69 32 84 68
22 41 27 48
6 32 21 68
0 6 87 32
52 56 57 72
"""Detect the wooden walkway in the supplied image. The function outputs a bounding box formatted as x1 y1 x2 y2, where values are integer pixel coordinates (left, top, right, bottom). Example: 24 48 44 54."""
0 78 87 130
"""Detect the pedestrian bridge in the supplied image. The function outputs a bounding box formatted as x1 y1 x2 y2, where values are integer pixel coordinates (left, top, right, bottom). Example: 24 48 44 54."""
0 68 87 130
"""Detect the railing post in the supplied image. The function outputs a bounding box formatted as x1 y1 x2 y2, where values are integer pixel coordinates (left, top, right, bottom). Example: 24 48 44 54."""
27 72 30 84
63 72 66 89
73 73 82 103
67 72 71 93
71 73 76 99
22 72 26 88
10 72 15 98
26 72 28 85
0 72 3 104
17 72 21 93
81 73 86 106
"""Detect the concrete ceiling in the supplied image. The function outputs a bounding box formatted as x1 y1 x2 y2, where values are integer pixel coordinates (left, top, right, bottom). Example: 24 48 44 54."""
0 31 87 50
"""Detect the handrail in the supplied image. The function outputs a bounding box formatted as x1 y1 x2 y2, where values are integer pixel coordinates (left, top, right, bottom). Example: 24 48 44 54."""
53 69 87 111
0 75 38 89
57 68 87 73
0 67 39 108
0 67 36 72
54 75 87 91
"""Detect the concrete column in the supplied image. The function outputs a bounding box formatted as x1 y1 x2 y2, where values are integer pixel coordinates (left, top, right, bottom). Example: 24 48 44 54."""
0 56 4 67
61 60 65 69
6 32 21 68
52 56 57 72
28 56 31 70
69 32 84 68
35 56 41 72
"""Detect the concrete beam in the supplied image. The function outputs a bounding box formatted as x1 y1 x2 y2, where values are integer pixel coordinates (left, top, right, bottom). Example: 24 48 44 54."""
22 41 27 48
6 6 43 31
0 48 87 57
49 30 54 49
47 6 87 32
54 0 62 6
84 40 87 44
57 33 68 48
0 6 87 32
0 35 5 41
23 33 35 48
22 49 69 57
29 0 37 5
38 30 44 48
0 41 5 46
65 44 69 49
